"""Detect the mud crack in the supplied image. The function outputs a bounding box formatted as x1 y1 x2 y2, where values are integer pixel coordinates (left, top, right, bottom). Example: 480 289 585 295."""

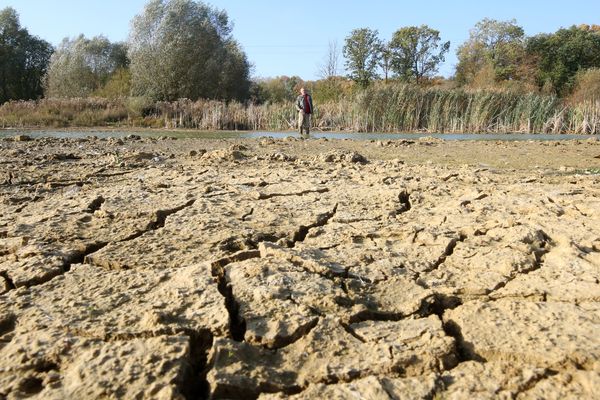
181 331 214 400
396 190 411 214
154 199 196 229
86 195 105 213
291 203 338 247
210 250 262 341
256 187 329 200
0 271 16 291
488 230 553 297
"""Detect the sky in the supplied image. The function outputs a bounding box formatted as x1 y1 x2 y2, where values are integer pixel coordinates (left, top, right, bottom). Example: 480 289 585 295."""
2 0 600 80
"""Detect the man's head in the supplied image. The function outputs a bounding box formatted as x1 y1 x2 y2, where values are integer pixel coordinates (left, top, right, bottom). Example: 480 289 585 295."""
300 87 306 95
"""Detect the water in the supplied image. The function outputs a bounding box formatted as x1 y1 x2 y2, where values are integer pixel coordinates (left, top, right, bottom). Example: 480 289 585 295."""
0 129 595 141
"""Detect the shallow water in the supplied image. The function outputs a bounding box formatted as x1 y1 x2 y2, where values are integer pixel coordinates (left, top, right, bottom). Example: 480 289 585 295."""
0 129 595 141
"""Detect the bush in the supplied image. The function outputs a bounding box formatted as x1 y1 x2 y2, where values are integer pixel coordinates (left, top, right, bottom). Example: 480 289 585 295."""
568 68 600 104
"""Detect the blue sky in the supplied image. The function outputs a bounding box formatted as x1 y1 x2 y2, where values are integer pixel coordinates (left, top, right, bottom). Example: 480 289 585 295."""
2 0 599 80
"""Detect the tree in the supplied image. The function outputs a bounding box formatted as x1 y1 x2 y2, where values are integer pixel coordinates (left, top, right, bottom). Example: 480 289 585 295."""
318 40 341 79
389 25 450 83
343 28 381 87
455 18 525 86
252 76 304 104
45 35 128 98
568 68 600 103
527 26 600 96
378 41 392 83
214 40 252 101
128 0 251 101
0 7 52 103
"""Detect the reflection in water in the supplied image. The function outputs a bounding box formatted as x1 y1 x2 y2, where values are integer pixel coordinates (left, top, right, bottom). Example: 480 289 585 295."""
0 129 595 141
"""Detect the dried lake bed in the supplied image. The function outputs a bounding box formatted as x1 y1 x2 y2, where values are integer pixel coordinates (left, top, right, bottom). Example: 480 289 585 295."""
1 134 600 399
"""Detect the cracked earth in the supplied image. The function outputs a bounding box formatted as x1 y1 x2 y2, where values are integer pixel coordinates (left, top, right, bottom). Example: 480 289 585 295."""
1 134 600 399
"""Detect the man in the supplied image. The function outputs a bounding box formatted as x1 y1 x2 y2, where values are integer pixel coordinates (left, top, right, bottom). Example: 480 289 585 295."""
296 87 314 135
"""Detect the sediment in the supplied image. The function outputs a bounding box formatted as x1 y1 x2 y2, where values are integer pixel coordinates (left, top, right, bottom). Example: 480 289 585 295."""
1 134 600 399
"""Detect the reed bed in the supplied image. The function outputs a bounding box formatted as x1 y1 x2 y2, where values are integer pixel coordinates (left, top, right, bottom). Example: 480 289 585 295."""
1 86 599 134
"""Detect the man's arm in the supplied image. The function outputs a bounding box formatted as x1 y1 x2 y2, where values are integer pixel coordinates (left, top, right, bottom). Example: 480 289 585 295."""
295 96 302 111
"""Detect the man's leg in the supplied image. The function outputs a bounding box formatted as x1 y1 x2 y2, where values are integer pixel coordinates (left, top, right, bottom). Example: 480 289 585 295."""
298 111 304 134
306 114 311 135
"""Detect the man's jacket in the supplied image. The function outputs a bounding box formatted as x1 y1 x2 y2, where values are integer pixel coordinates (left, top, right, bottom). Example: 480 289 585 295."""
296 94 314 114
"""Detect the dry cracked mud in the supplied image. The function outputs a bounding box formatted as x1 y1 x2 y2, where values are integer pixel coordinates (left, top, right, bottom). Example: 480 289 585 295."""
1 133 600 399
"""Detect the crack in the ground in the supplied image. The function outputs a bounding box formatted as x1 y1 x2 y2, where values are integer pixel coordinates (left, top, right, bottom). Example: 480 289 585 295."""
65 241 110 272
512 368 559 398
85 169 137 179
2 199 199 293
154 199 197 229
0 271 16 291
182 331 215 400
414 234 467 289
340 321 366 343
241 208 254 221
91 199 199 250
60 326 214 400
256 187 329 200
430 234 467 272
396 190 411 214
210 250 262 341
487 231 553 297
441 319 486 364
86 195 105 213
266 317 321 350
290 204 338 247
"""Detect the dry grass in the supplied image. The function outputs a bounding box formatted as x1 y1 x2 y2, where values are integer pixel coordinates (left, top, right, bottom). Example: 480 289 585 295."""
1 87 599 134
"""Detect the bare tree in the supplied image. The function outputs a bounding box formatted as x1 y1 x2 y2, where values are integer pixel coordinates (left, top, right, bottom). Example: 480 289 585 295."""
318 40 341 79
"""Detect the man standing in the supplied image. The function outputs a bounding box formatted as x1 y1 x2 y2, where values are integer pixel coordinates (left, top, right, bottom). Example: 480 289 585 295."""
296 87 314 135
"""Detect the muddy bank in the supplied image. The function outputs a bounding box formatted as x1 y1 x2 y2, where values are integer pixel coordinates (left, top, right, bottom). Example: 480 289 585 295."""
1 135 600 399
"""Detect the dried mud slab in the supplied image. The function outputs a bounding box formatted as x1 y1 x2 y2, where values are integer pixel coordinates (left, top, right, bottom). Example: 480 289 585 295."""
1 136 600 398
444 300 600 369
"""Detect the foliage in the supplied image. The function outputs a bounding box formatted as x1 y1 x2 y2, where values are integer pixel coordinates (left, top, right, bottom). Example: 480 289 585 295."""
456 18 526 86
2 86 600 134
527 25 600 96
343 28 381 87
45 35 128 98
389 25 450 83
251 76 304 104
128 0 250 102
568 68 600 104
0 7 53 103
93 68 132 99
378 41 393 82
310 77 355 103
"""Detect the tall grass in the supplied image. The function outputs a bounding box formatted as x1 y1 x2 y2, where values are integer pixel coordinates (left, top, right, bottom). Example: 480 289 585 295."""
1 85 599 134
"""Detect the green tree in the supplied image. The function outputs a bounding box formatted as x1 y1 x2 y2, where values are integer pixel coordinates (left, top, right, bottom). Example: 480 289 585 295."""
389 25 450 83
455 18 525 86
343 28 381 87
93 67 132 99
128 0 250 101
45 35 128 98
252 76 304 104
378 41 392 83
527 26 600 96
0 7 52 103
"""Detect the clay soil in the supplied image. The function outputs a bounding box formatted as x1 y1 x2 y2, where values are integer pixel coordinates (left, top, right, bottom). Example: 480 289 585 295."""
1 134 600 399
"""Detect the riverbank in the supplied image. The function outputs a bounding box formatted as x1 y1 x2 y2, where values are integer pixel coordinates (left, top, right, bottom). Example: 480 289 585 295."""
1 136 600 398
2 84 600 134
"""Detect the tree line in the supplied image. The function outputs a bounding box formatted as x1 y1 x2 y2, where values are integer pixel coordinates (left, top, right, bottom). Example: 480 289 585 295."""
0 0 251 104
2 0 600 107
339 19 600 98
